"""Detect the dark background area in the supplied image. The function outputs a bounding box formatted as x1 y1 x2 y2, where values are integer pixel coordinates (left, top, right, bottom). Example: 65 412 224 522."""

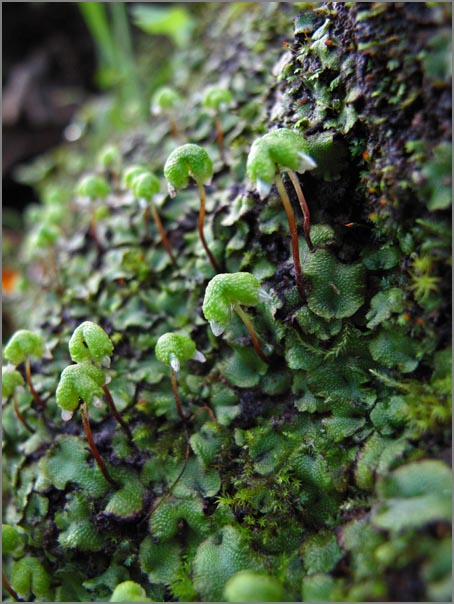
2 2 96 212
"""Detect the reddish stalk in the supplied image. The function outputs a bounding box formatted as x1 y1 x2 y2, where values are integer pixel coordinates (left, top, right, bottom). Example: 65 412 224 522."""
196 182 221 272
149 202 178 266
13 396 34 434
214 114 226 163
190 405 218 423
169 114 180 139
102 384 132 439
233 304 268 363
2 570 21 602
80 402 117 487
274 172 305 300
287 169 314 250
24 358 46 409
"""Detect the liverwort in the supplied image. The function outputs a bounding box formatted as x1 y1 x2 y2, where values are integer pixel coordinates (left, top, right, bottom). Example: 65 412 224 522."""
76 173 110 248
127 168 177 266
202 272 270 362
202 86 234 162
3 329 49 409
151 86 182 139
247 128 317 299
164 144 220 271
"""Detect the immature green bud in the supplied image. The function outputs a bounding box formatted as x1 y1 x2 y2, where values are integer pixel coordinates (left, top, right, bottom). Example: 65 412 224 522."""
56 363 106 419
155 332 205 372
68 321 113 366
202 86 233 112
151 86 181 115
164 144 213 197
4 330 46 365
98 144 121 170
76 174 110 200
202 272 266 336
131 171 160 201
2 366 24 399
122 165 148 190
246 128 316 199
110 580 152 602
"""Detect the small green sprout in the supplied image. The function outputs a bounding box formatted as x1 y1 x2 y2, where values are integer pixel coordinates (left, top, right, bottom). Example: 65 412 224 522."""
202 85 234 162
127 168 177 265
76 174 110 200
97 144 121 171
202 272 270 362
151 86 182 138
67 322 130 436
69 321 114 366
56 362 117 486
2 366 33 433
75 174 111 248
155 332 206 373
247 128 317 298
155 332 211 422
110 580 152 602
4 329 48 409
56 362 106 419
97 144 122 188
164 144 220 271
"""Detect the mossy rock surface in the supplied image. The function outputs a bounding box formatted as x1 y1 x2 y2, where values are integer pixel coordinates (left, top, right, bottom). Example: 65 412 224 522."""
2 3 451 602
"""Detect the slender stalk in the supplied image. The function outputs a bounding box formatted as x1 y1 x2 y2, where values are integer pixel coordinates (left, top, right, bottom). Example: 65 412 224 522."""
196 182 220 272
191 405 218 423
274 172 305 300
80 402 117 487
13 395 34 434
169 114 180 139
2 569 21 602
214 114 226 163
24 358 46 409
170 368 187 422
287 169 314 250
149 201 178 266
89 209 103 251
233 304 268 363
102 384 132 438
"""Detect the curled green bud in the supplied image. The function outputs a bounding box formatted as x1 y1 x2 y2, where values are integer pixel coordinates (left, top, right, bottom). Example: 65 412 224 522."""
164 144 213 197
246 128 316 199
131 171 160 201
122 165 149 190
56 363 106 418
97 144 121 170
224 570 286 602
68 321 113 366
2 366 24 398
76 174 110 200
4 330 46 365
151 86 181 115
202 86 233 112
202 272 264 336
110 580 152 602
155 332 205 372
